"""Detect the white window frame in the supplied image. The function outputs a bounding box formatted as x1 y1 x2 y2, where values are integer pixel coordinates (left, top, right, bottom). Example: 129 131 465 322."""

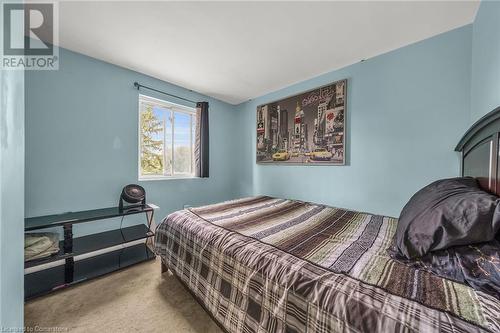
138 94 197 181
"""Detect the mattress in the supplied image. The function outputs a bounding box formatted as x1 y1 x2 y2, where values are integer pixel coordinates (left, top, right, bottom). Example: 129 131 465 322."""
154 196 500 333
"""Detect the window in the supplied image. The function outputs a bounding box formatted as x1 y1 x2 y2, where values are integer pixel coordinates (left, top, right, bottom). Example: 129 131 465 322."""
139 94 197 180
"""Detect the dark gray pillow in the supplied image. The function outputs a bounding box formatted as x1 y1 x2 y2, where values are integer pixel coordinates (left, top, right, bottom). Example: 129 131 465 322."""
395 177 500 259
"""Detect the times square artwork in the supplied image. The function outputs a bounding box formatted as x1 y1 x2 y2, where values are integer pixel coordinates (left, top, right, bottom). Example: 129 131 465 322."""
257 79 346 165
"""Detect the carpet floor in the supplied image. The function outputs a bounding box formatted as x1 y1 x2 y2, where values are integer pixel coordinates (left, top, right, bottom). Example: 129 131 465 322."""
25 258 223 333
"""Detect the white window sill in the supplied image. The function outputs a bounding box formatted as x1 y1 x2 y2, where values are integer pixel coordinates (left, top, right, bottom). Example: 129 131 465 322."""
139 175 200 181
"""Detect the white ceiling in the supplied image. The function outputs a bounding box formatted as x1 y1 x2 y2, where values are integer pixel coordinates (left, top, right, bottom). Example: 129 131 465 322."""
57 1 480 105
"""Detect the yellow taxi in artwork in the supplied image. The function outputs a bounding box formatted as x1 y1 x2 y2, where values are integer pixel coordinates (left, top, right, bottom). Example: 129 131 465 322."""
272 149 290 161
310 148 333 161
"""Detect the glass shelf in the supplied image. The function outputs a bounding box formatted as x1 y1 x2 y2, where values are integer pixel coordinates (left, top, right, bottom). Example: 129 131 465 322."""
25 205 153 231
25 243 155 300
24 204 157 300
25 224 154 269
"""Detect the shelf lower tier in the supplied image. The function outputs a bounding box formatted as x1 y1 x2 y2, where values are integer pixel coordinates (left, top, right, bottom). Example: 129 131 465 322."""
25 243 155 300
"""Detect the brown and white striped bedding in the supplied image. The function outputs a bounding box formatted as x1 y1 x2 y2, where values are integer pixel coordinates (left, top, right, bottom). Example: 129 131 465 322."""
154 196 500 333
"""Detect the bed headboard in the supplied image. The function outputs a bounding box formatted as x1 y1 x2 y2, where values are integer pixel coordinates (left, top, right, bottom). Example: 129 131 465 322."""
455 106 500 195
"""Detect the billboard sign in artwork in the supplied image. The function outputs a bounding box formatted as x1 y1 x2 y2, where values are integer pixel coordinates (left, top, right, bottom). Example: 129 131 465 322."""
256 79 347 165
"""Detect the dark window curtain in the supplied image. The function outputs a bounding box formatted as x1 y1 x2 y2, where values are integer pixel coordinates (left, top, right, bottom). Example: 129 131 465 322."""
195 102 209 178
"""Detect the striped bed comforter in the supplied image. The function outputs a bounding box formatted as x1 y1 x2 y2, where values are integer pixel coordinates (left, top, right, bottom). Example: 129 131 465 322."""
154 196 500 333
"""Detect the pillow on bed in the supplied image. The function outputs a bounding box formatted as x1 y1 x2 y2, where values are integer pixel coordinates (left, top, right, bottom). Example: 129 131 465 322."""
389 240 500 299
394 177 500 259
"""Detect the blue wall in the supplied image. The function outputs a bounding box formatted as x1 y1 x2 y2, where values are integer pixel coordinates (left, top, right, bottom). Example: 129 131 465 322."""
235 26 473 217
470 0 500 123
26 6 496 225
25 47 241 236
0 68 25 328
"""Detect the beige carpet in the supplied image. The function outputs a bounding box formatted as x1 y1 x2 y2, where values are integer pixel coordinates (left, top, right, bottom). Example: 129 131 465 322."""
25 259 223 333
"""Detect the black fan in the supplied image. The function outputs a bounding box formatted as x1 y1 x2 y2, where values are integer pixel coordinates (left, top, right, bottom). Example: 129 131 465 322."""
119 184 146 211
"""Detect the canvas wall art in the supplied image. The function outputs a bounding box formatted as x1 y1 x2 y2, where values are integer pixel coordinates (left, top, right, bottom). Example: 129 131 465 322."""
256 79 346 165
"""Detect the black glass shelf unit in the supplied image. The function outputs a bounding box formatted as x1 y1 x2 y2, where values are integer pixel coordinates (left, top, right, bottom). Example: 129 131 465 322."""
24 204 156 300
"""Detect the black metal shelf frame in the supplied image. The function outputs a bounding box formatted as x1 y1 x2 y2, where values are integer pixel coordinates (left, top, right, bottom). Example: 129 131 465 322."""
24 205 156 299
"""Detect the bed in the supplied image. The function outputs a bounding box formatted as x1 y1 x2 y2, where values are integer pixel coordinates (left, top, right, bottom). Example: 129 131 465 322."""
154 107 500 333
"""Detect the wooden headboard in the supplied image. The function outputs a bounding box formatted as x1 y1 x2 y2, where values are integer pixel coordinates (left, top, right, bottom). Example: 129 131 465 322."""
455 106 500 196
